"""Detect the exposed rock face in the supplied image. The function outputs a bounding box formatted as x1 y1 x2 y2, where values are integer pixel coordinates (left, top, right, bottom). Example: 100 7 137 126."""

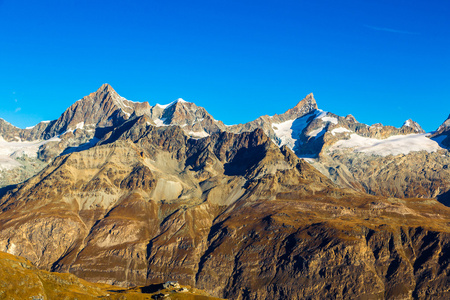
0 84 136 187
41 83 136 138
227 93 318 142
402 119 425 133
150 99 228 137
196 200 450 300
313 116 450 202
312 150 450 202
0 118 50 142
431 114 450 148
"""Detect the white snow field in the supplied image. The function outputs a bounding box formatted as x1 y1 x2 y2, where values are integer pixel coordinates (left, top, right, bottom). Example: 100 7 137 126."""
0 136 60 170
329 133 444 156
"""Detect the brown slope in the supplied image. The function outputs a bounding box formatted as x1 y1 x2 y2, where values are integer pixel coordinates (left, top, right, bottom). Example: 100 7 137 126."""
196 196 450 299
0 251 223 299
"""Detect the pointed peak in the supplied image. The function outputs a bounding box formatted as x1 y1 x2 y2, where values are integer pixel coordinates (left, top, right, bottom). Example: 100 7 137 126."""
437 114 450 132
402 119 424 133
306 92 315 99
156 98 191 110
345 114 357 123
97 83 116 94
279 93 318 120
85 84 117 99
402 119 412 127
402 119 414 127
294 93 316 108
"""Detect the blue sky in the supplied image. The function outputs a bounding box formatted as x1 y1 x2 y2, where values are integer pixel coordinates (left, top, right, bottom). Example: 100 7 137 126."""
0 0 449 131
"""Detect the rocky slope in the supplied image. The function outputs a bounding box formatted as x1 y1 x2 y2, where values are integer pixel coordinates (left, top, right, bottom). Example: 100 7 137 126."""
1 113 450 299
0 251 222 300
311 116 450 202
431 114 450 148
0 85 228 187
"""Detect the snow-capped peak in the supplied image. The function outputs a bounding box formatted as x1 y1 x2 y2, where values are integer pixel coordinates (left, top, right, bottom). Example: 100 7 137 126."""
156 98 189 110
401 119 424 133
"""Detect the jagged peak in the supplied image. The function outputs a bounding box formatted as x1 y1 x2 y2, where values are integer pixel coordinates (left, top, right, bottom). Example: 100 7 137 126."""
280 93 318 119
437 114 450 132
156 98 191 110
402 119 424 133
0 118 20 133
97 83 116 94
294 93 316 108
402 119 413 126
80 83 119 103
345 114 357 123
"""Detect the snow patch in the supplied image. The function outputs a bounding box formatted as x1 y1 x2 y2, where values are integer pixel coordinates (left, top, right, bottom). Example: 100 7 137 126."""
272 115 310 149
315 110 338 124
0 135 61 170
188 131 210 138
321 116 338 124
329 133 444 156
331 127 352 135
315 110 327 119
272 120 296 149
272 110 327 149
154 118 168 127
119 97 133 109
123 98 142 104
308 125 326 137
156 98 189 110
110 94 133 117
156 103 169 109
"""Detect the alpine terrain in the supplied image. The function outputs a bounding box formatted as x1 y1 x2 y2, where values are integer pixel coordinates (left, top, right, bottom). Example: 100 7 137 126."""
0 84 449 299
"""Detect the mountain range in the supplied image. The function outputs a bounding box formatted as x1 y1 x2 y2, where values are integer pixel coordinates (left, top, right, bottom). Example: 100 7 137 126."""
0 84 449 299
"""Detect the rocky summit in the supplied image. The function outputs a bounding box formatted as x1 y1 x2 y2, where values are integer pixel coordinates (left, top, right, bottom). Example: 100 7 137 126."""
0 84 450 299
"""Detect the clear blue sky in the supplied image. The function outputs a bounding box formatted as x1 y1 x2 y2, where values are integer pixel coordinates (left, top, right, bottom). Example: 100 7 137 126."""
0 0 449 131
